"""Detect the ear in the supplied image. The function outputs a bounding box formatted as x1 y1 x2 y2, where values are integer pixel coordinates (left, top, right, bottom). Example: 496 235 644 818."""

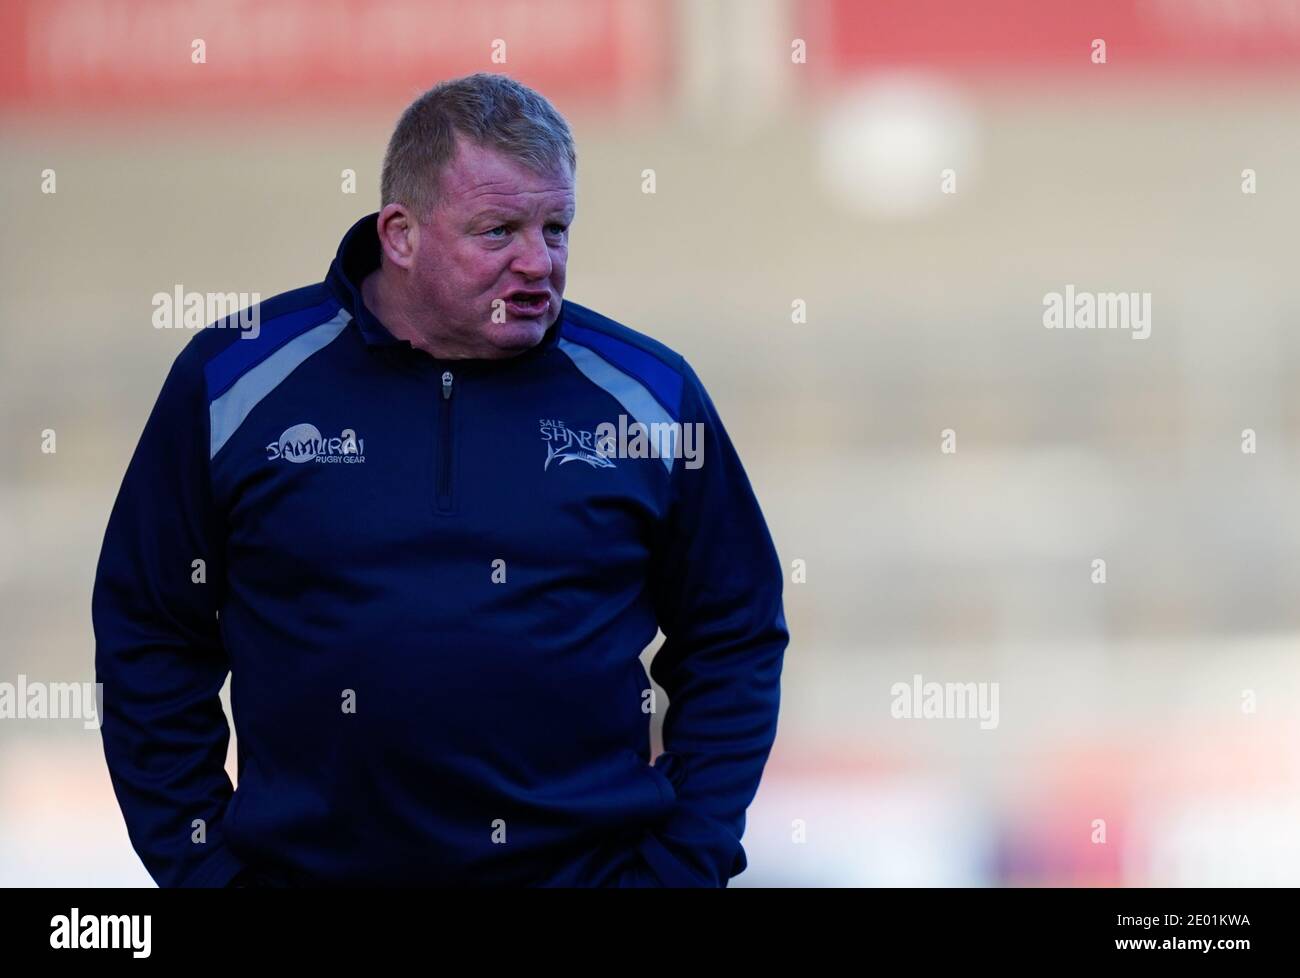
375 203 419 271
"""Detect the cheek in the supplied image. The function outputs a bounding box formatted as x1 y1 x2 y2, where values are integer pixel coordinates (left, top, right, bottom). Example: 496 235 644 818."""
469 253 512 289
414 253 455 294
432 258 499 303
428 239 486 275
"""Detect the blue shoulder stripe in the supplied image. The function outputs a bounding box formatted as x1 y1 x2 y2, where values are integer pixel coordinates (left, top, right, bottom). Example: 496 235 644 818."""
559 321 683 421
204 297 343 401
553 332 686 478
208 306 351 460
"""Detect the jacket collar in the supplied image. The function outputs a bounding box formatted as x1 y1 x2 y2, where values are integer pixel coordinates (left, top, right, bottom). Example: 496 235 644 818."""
325 211 564 362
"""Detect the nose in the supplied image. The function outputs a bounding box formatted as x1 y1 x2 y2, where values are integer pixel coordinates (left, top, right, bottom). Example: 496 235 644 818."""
511 226 553 281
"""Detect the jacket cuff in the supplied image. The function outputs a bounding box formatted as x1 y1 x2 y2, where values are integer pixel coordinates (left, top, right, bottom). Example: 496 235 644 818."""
184 845 251 888
636 808 745 888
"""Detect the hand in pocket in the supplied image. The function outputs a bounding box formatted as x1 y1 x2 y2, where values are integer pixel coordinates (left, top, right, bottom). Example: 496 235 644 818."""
611 850 665 888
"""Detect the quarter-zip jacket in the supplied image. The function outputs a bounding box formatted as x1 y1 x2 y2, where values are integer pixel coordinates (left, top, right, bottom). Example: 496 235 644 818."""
92 212 789 887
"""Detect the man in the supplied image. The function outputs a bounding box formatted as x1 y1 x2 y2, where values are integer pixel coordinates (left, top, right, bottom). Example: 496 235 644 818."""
92 72 788 887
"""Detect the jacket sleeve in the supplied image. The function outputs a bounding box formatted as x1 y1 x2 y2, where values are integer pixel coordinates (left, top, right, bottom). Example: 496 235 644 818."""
639 358 790 887
91 341 249 887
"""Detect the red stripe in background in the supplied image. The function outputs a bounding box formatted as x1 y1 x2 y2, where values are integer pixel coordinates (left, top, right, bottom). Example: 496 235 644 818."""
0 0 670 112
809 0 1300 77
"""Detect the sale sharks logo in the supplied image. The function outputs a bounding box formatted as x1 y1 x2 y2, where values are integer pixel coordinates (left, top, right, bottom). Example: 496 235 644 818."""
539 419 616 471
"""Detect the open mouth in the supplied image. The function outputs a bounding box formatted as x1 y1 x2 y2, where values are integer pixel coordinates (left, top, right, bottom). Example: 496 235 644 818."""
505 291 549 316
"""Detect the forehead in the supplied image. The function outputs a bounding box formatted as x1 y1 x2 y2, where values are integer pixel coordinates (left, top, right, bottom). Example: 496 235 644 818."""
440 136 574 214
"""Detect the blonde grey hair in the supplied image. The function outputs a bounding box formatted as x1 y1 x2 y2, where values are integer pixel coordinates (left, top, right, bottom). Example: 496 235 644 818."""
380 72 576 221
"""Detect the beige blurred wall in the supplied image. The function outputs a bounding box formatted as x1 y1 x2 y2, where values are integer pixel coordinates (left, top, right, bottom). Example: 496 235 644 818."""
4 2 1300 885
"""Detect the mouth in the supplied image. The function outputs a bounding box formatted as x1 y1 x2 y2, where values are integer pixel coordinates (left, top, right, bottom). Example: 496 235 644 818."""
504 290 550 318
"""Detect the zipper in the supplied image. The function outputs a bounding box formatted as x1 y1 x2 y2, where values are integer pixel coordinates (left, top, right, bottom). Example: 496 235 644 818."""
436 369 455 513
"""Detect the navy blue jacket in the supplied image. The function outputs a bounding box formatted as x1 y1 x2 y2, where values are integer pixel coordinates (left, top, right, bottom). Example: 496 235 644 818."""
92 212 789 887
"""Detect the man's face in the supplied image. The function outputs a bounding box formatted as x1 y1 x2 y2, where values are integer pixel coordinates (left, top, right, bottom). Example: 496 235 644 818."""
408 135 575 357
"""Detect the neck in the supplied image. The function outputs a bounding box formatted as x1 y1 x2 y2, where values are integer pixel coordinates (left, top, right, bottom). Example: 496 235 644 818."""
361 265 425 354
361 264 473 360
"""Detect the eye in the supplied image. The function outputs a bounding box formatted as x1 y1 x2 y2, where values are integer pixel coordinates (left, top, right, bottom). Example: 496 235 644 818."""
484 225 510 238
547 223 568 236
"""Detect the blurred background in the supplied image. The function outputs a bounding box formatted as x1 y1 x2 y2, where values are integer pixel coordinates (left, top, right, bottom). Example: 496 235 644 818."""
3 0 1300 886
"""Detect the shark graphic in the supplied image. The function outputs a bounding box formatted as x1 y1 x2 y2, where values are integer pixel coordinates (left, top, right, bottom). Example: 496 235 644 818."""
545 440 617 471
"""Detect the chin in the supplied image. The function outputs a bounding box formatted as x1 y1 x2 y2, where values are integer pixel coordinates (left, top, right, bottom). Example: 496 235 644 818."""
491 316 549 352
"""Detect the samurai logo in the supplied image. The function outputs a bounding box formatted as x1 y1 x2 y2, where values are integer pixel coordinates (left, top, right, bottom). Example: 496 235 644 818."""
267 423 366 464
539 419 616 471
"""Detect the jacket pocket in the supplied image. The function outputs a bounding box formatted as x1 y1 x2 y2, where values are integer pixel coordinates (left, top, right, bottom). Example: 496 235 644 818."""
638 752 679 837
615 850 666 887
625 747 677 823
223 782 246 850
650 750 686 793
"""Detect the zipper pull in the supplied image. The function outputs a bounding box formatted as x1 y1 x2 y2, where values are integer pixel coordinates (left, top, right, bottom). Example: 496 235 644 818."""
441 370 454 400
